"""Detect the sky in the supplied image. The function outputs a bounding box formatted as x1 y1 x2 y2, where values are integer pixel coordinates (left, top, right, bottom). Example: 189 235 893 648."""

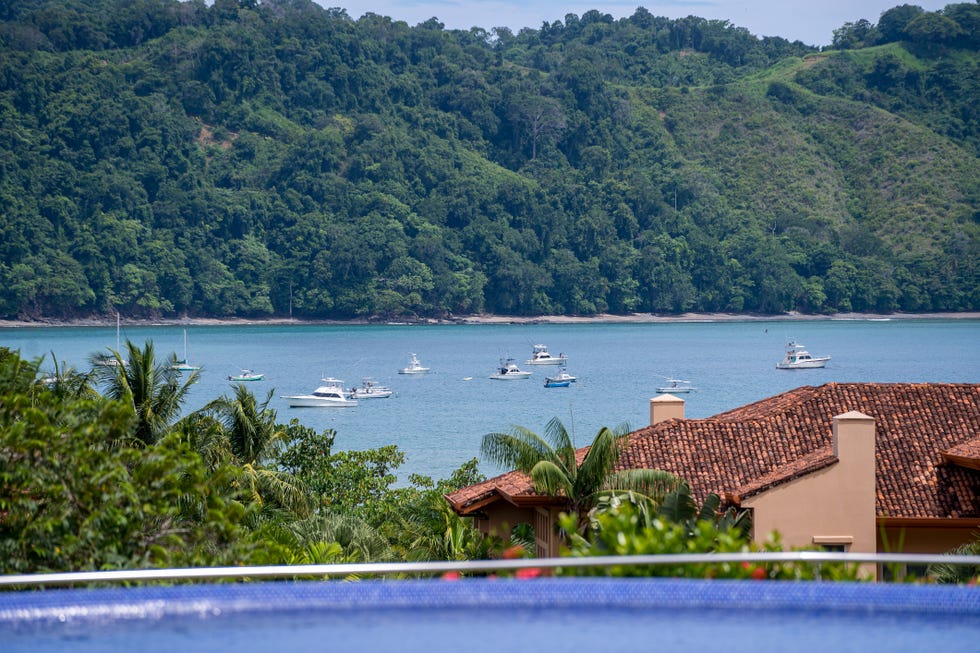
317 1 955 47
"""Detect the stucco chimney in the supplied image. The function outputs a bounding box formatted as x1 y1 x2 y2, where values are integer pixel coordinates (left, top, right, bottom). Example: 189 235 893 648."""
832 411 877 558
833 410 876 462
650 394 684 426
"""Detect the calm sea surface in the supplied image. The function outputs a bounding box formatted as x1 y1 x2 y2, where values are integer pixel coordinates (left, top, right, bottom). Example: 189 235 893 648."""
3 319 979 481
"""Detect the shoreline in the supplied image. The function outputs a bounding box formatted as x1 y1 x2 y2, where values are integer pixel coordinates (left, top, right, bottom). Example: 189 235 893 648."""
1 311 979 329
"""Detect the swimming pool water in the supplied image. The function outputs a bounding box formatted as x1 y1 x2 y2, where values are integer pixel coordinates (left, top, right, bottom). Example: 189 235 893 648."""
2 578 979 652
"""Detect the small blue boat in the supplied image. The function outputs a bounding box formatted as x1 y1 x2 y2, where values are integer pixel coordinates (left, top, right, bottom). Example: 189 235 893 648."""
544 369 576 388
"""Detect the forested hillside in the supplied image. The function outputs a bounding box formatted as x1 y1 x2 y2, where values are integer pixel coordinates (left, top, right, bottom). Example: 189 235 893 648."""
1 0 977 320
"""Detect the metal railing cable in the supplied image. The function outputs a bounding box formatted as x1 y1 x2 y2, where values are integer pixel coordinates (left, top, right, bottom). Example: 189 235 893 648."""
3 551 979 587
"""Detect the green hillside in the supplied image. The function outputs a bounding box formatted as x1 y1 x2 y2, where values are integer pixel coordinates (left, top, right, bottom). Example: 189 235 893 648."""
0 0 977 320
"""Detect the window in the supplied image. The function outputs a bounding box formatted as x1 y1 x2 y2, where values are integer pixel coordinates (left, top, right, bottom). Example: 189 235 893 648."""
812 535 853 552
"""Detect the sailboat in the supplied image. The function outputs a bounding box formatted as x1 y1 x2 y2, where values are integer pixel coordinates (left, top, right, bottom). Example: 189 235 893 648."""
95 312 125 367
172 329 200 371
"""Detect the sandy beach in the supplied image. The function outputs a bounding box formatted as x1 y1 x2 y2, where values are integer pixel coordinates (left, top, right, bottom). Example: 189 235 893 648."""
1 311 978 328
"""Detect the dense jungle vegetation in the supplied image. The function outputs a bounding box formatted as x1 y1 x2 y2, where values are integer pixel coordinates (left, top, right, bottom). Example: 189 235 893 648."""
0 0 977 321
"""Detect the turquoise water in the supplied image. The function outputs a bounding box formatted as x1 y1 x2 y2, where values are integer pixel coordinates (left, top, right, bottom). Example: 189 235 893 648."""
3 318 979 481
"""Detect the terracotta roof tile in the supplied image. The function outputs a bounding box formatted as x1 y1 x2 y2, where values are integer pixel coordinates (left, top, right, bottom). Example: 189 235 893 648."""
446 383 980 520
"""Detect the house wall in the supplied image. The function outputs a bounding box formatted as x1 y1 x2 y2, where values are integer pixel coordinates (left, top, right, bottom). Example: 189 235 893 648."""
742 412 877 576
473 504 536 545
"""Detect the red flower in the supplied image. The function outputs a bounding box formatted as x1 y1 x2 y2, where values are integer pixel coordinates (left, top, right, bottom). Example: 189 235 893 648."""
515 567 542 579
502 545 526 559
751 567 767 580
441 571 461 581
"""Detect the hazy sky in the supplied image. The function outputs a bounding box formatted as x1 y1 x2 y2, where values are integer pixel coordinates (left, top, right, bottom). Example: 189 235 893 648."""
318 1 954 47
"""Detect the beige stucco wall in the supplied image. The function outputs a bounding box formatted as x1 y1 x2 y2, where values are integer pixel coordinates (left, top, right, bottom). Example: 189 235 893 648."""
742 412 877 566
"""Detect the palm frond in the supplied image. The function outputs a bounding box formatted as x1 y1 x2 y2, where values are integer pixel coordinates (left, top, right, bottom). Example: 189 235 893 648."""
604 468 685 502
529 459 574 498
543 416 575 466
481 425 555 471
576 426 621 495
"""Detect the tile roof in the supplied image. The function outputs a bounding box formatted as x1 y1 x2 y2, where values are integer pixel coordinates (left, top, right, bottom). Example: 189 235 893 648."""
445 383 980 520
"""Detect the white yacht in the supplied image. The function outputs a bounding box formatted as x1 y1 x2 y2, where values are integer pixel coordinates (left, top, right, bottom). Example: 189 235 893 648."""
525 344 568 365
776 342 830 369
351 378 393 399
283 378 358 407
490 359 532 380
656 378 697 393
399 353 430 374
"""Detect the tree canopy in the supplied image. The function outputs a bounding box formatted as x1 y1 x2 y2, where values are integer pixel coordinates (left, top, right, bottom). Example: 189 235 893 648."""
0 0 977 320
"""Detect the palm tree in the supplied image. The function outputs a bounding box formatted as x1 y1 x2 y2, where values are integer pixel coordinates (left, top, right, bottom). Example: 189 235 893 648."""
205 384 281 466
397 495 496 562
40 352 99 401
204 384 310 520
93 339 199 446
481 416 684 530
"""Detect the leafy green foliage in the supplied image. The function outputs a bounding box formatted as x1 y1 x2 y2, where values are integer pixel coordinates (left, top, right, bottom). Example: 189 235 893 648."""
0 344 493 574
0 349 268 572
558 499 863 581
0 1 975 321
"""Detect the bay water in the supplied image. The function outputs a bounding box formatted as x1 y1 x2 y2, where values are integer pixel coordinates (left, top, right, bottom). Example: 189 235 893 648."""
3 318 978 482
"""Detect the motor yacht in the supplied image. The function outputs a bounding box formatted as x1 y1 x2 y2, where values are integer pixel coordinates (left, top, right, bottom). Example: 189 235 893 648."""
399 353 430 374
351 378 394 399
490 359 532 380
282 377 358 407
776 341 830 369
525 344 568 366
656 378 697 393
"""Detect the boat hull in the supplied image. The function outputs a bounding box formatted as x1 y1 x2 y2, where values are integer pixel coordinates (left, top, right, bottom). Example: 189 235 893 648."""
545 380 571 388
525 358 567 365
352 389 393 399
283 396 357 407
490 372 532 380
776 358 829 369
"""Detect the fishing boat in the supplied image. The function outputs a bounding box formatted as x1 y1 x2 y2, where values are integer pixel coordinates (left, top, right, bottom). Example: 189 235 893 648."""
544 369 576 388
776 341 830 369
525 344 568 366
656 378 697 393
399 353 430 374
172 329 200 371
490 358 532 380
282 377 358 407
351 378 394 399
227 369 264 381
